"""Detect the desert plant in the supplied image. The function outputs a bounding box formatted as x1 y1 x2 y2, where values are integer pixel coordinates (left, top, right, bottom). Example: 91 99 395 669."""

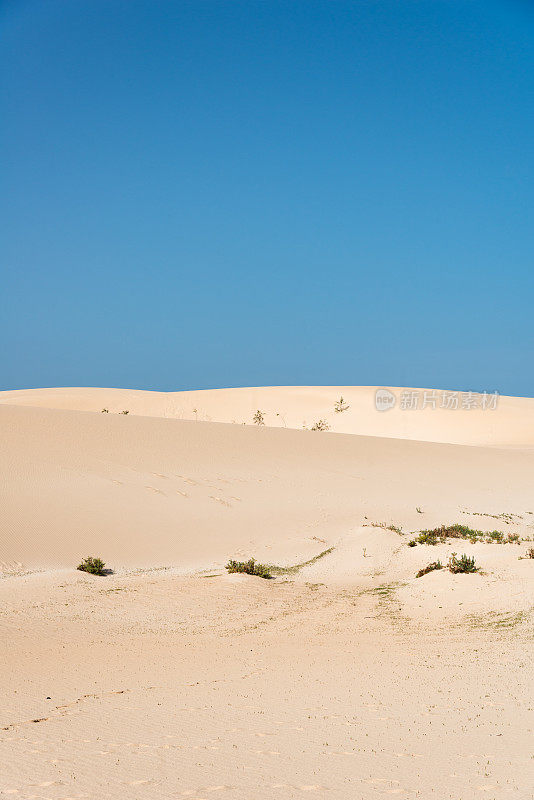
120 410 129 415
101 408 109 413
416 507 422 514
408 540 417 547
311 419 330 431
526 548 534 559
448 552 478 574
77 556 106 576
334 396 350 413
416 560 443 578
225 558 272 579
253 410 265 426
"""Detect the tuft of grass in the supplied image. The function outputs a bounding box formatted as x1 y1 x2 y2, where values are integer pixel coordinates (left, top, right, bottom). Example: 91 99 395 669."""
77 556 106 576
416 507 423 514
225 558 272 579
448 552 478 574
407 540 417 547
416 560 443 578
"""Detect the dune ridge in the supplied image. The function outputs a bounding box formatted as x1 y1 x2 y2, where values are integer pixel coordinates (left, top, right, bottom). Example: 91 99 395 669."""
1 384 533 447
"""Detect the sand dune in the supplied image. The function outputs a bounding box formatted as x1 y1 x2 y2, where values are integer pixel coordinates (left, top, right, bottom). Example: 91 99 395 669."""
1 389 534 798
1 384 533 446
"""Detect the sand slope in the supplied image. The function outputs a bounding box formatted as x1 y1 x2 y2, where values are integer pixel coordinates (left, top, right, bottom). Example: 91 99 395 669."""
1 390 534 799
1 384 533 446
1 402 534 577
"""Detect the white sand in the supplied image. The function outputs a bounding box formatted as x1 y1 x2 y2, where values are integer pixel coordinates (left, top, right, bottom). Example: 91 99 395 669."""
1 386 533 798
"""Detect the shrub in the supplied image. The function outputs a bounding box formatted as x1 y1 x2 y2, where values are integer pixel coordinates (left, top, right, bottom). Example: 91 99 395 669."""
253 410 265 426
225 558 272 579
416 560 443 578
77 556 106 576
101 408 109 413
120 410 129 415
526 548 534 559
408 540 417 547
414 524 520 546
448 552 478 574
334 396 349 413
311 419 330 431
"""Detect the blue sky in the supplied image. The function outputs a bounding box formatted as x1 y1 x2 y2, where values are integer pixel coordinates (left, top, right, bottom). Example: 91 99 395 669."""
2 0 533 395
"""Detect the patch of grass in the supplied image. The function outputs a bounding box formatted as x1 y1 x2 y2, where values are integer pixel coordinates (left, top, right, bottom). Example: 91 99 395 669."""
225 558 272 578
416 560 443 578
269 547 334 576
412 524 524 546
77 556 107 576
407 540 417 547
448 552 478 574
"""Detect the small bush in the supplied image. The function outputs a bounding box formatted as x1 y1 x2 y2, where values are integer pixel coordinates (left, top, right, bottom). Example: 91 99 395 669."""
225 558 272 579
311 419 330 431
253 410 265 426
448 552 478 574
416 560 443 578
77 556 106 576
526 548 534 559
334 396 349 413
408 540 417 547
120 410 129 415
101 408 109 413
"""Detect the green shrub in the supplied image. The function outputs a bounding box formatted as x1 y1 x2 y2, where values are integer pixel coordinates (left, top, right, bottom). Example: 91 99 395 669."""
414 524 520 546
77 556 106 576
416 560 443 578
225 558 272 579
408 540 417 547
448 552 478 574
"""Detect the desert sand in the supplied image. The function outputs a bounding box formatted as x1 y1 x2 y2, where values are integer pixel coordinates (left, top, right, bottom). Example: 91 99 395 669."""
1 386 533 799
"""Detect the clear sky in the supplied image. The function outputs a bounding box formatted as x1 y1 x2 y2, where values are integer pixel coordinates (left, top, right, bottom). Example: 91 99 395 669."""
2 0 533 395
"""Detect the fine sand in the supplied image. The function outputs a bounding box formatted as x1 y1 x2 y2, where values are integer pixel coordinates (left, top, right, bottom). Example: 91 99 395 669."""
1 386 533 799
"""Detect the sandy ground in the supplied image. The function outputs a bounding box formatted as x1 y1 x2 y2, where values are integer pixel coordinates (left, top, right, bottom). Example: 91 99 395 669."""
1 387 533 798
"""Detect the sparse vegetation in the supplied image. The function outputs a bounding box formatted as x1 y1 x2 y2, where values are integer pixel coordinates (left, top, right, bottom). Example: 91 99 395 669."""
415 552 479 577
101 408 109 413
412 524 523 546
407 540 417 547
120 410 129 415
416 507 422 514
416 560 443 578
448 552 478 574
225 558 272 578
526 548 534 559
310 419 330 431
253 410 265 426
268 546 334 576
77 556 106 576
334 396 350 413
364 521 403 535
